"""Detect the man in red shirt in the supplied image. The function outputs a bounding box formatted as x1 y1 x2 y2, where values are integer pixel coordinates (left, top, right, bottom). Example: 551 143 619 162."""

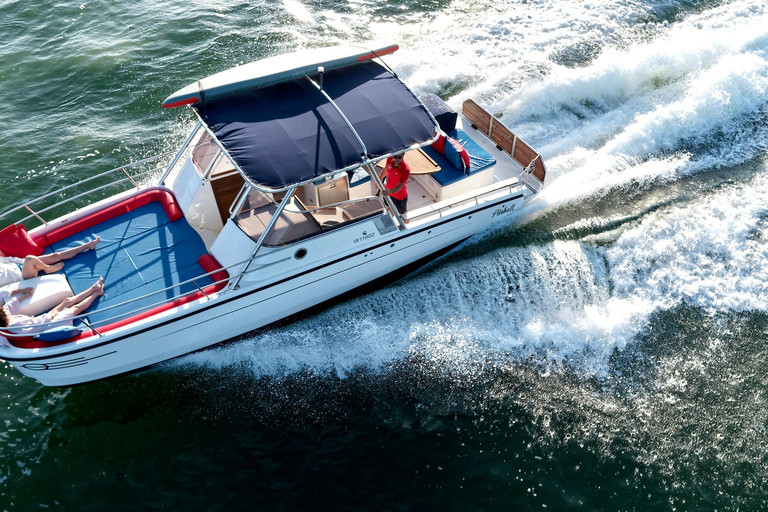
381 153 410 223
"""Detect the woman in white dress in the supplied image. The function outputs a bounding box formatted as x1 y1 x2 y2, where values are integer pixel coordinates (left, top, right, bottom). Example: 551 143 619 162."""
0 277 104 329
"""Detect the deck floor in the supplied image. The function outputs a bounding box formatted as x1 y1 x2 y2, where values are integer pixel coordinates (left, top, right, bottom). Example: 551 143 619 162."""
47 202 214 326
405 179 433 213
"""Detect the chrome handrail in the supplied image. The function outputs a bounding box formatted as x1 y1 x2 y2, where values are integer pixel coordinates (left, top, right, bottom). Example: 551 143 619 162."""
230 188 297 290
0 151 176 225
229 183 250 217
408 177 529 223
366 162 406 229
14 166 165 226
281 195 387 216
0 249 290 339
160 121 202 185
202 148 223 180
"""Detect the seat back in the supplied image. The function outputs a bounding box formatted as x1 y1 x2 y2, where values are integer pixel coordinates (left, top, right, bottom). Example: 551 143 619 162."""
317 175 350 207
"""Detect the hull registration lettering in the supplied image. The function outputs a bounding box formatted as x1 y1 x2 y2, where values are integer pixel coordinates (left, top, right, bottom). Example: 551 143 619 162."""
354 231 375 244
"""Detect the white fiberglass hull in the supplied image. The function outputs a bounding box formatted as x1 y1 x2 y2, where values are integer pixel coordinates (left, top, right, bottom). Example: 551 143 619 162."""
1 190 530 386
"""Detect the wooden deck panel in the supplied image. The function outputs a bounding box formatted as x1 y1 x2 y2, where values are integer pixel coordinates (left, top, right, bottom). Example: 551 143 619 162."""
462 99 492 134
461 99 546 184
490 122 515 154
513 139 538 170
210 172 245 225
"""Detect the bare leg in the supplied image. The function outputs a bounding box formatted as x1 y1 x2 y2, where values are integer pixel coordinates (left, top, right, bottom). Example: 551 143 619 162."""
21 256 64 279
39 236 100 265
50 277 104 317
65 293 100 317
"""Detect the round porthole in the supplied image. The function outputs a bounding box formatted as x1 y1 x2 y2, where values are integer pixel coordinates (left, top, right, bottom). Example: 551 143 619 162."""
294 248 308 260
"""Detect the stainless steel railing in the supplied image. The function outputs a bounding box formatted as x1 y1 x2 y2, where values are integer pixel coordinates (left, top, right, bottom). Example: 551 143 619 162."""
407 177 531 223
281 195 388 217
0 251 282 340
0 151 178 227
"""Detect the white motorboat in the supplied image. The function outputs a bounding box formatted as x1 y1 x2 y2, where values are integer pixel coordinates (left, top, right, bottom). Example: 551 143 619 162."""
0 43 546 386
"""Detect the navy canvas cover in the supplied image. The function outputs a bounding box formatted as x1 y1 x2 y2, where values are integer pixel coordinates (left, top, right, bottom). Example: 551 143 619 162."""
420 93 458 133
195 61 437 189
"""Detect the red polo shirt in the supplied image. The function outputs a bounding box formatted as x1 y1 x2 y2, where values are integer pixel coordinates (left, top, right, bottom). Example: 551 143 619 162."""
385 157 410 200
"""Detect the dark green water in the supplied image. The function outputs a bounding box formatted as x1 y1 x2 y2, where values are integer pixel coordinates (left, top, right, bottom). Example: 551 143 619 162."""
2 0 768 510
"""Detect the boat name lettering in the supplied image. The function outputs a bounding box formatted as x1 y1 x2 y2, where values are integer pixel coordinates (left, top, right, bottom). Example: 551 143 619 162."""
491 203 516 217
354 231 375 243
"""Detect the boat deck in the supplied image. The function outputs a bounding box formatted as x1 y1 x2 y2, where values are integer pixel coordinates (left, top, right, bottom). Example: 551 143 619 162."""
403 115 529 225
46 201 215 327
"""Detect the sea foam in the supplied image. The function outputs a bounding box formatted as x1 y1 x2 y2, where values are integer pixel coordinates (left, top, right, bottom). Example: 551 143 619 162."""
176 0 768 379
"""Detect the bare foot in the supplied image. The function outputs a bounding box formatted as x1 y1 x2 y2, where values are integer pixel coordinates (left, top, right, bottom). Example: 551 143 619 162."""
86 276 104 293
94 277 105 297
85 236 101 251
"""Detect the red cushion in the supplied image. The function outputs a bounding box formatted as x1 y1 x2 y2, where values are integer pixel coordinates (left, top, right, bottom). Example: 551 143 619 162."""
0 224 44 258
198 254 230 292
444 137 471 172
431 134 446 155
41 189 183 246
459 145 470 169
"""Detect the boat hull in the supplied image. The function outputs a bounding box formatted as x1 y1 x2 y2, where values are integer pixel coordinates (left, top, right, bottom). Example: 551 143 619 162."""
2 191 529 386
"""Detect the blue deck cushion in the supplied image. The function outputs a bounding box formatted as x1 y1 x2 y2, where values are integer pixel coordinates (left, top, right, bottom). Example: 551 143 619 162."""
33 325 83 342
48 202 175 253
424 129 497 186
56 203 214 327
447 129 496 175
348 169 372 188
443 137 469 172
422 147 466 186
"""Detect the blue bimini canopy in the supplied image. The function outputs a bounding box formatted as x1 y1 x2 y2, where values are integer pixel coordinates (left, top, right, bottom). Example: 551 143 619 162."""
194 61 438 190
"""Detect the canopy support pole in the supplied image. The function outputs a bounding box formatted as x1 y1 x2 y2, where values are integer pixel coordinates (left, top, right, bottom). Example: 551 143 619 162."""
229 187 297 290
305 75 368 158
160 121 202 185
365 164 406 230
228 183 250 220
